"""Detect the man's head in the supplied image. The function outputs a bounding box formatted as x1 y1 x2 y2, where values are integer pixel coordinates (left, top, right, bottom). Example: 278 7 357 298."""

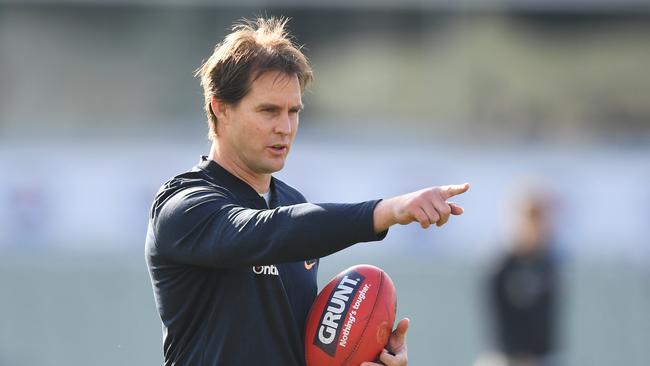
514 190 555 254
196 17 312 141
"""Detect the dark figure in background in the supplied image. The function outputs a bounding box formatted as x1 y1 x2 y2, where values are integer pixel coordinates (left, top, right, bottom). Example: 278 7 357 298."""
488 192 560 366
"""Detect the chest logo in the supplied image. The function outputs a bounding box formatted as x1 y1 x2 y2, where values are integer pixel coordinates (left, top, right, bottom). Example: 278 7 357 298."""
253 265 279 276
304 259 317 270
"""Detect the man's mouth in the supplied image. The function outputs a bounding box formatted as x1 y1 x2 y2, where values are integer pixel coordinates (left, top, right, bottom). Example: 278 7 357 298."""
268 144 288 153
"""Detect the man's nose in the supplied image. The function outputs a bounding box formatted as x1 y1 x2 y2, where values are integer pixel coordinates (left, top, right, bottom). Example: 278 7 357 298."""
275 113 292 135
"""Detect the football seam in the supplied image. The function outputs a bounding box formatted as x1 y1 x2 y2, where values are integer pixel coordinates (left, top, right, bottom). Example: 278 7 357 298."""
340 271 385 366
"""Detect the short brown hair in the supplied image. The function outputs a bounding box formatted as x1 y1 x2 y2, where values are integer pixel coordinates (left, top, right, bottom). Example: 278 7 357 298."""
196 17 313 140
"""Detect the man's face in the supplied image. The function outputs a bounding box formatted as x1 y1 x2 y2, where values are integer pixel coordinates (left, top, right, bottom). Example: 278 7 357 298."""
218 70 302 175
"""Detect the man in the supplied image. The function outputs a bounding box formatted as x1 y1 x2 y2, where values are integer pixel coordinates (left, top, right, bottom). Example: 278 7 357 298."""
487 190 559 366
145 17 469 366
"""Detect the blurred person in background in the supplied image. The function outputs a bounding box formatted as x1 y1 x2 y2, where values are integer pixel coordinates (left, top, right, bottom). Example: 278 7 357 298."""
483 188 560 366
145 17 469 366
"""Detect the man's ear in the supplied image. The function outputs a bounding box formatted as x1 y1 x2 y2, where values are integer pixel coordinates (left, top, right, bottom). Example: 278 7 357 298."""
211 96 229 122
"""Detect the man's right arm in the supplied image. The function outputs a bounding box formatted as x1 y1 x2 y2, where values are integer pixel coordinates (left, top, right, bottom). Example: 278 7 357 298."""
151 183 469 268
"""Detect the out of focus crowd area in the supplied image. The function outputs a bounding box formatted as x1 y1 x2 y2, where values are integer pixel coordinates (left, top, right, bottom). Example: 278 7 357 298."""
1 1 649 365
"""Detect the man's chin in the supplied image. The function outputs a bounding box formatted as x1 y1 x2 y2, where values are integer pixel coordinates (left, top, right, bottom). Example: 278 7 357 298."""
259 160 286 174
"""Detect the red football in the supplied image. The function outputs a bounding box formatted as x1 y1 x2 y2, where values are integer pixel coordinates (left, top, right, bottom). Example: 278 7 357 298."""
305 264 397 366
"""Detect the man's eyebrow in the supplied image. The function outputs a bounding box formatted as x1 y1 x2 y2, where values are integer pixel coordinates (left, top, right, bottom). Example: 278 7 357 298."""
256 103 304 111
292 103 304 111
256 103 280 110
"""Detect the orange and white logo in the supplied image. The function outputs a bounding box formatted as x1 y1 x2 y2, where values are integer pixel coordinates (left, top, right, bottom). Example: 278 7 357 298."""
304 259 317 270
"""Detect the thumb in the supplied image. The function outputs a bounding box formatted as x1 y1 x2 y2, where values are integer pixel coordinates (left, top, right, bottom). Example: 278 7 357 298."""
448 202 464 215
390 318 410 348
395 317 409 336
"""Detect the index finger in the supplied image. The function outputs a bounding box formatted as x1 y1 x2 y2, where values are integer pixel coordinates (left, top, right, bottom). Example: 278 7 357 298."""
441 183 470 199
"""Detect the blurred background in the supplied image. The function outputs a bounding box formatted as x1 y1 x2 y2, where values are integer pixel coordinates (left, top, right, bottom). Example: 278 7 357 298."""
1 0 649 365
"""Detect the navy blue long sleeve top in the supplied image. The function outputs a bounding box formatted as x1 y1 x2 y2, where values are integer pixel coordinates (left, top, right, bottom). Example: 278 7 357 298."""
145 157 386 366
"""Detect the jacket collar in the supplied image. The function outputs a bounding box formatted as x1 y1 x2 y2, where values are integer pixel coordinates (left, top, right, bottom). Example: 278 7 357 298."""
197 156 275 206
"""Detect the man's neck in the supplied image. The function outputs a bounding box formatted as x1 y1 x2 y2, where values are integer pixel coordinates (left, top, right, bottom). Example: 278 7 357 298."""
208 143 271 194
